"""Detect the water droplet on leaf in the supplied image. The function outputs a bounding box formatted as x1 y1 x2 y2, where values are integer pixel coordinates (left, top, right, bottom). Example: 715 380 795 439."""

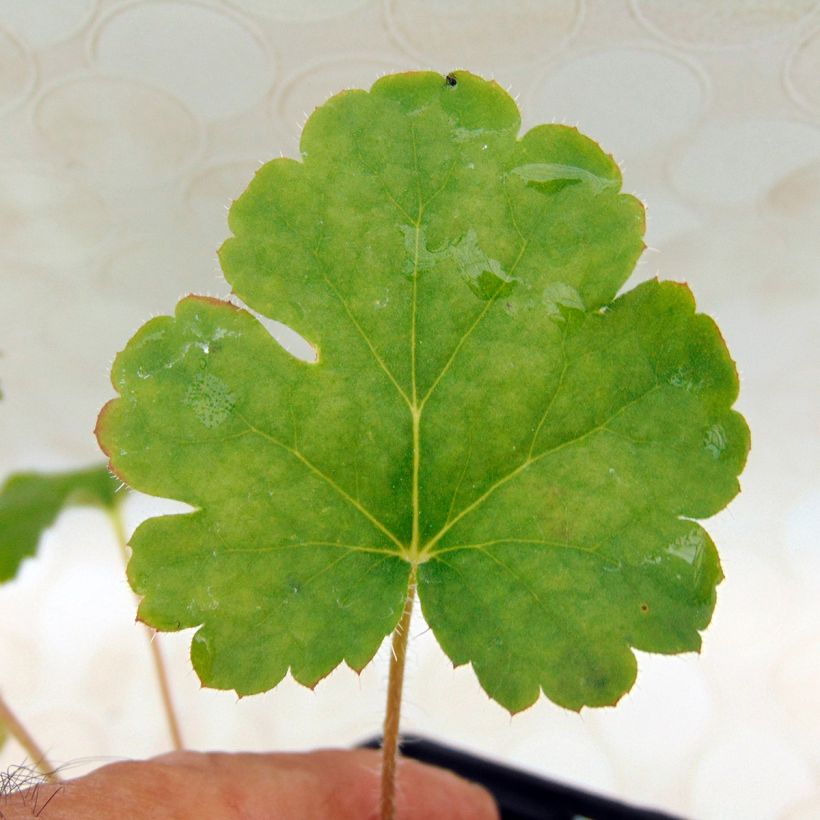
703 423 727 458
510 163 617 194
184 372 236 428
543 281 585 321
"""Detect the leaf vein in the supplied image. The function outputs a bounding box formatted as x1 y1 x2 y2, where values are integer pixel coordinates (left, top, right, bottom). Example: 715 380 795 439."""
527 329 568 458
221 541 397 558
238 414 405 551
434 539 621 567
424 382 662 552
419 184 530 408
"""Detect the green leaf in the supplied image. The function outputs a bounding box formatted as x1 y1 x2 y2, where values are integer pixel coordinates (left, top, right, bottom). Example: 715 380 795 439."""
97 71 748 711
0 465 121 582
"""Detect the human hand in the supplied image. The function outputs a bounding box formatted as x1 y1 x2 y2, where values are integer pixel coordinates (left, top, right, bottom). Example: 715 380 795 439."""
1 748 498 819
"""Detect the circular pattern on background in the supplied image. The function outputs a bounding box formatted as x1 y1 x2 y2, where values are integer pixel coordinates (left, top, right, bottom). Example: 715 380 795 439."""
386 0 582 69
90 1 273 119
785 26 820 113
641 193 700 247
670 119 820 206
767 159 820 222
0 0 96 47
274 55 411 146
632 0 818 49
34 75 202 187
99 236 223 316
185 159 262 236
0 166 111 264
0 25 35 113
527 48 706 159
226 0 369 21
766 161 820 294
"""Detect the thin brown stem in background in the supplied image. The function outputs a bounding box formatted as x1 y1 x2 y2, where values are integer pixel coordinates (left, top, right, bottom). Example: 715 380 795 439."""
109 507 184 751
0 690 61 783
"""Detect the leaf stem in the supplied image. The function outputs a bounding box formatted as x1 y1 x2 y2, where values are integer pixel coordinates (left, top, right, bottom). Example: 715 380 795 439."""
109 507 185 751
0 690 61 782
380 567 416 820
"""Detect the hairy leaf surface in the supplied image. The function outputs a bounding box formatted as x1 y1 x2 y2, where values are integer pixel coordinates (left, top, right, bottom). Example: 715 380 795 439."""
0 466 120 582
97 71 749 711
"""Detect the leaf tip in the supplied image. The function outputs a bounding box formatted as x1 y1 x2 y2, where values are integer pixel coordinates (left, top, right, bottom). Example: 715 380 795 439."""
94 399 115 452
184 294 241 313
504 703 529 718
345 660 366 678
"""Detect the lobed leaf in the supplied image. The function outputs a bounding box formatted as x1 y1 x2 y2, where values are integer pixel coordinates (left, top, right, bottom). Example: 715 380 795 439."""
97 71 748 710
0 466 121 582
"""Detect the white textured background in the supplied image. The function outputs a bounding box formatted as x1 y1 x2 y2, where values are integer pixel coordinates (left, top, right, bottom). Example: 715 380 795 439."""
1 2 819 818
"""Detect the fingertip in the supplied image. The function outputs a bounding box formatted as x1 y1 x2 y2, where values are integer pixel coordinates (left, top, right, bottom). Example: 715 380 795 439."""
445 778 499 820
395 756 499 820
